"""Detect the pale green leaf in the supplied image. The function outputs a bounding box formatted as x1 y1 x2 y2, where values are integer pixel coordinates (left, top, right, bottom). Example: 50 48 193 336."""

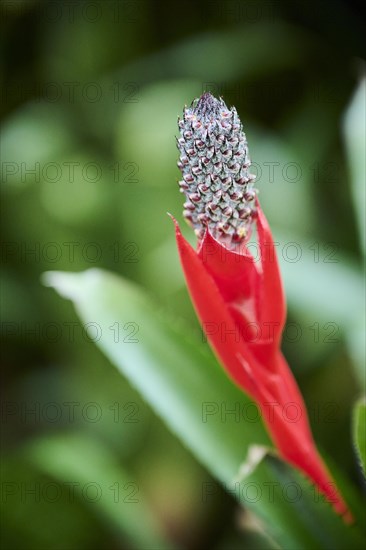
44 269 366 548
353 397 366 478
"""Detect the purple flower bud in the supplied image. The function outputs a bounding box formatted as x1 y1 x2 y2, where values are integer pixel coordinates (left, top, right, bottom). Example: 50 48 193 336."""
176 93 257 244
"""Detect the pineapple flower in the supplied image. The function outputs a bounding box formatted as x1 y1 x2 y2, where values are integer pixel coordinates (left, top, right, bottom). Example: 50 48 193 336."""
171 92 351 521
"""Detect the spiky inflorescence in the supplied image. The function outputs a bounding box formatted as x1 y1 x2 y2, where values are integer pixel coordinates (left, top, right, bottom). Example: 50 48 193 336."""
176 92 257 245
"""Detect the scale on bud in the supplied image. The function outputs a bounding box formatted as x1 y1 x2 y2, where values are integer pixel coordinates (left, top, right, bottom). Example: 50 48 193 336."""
176 92 257 245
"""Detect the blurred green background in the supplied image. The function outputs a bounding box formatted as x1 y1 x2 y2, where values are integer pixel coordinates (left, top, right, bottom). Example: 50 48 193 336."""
1 0 365 548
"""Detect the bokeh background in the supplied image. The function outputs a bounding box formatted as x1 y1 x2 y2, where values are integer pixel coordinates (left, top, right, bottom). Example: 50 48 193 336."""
1 0 365 548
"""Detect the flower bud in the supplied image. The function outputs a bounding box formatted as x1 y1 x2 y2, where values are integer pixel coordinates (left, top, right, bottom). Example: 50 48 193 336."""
177 92 257 243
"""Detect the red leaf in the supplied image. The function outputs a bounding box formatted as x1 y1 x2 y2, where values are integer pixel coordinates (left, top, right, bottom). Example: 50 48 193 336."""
172 216 263 401
256 199 286 343
171 205 352 521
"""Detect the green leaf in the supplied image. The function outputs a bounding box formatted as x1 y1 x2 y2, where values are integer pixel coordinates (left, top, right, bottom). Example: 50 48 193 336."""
343 78 366 255
353 398 366 478
25 432 171 549
237 448 365 550
275 229 365 385
43 269 270 483
274 230 363 331
44 269 366 548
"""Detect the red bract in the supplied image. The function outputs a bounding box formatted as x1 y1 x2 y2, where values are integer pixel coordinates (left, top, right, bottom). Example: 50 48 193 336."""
172 198 352 522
